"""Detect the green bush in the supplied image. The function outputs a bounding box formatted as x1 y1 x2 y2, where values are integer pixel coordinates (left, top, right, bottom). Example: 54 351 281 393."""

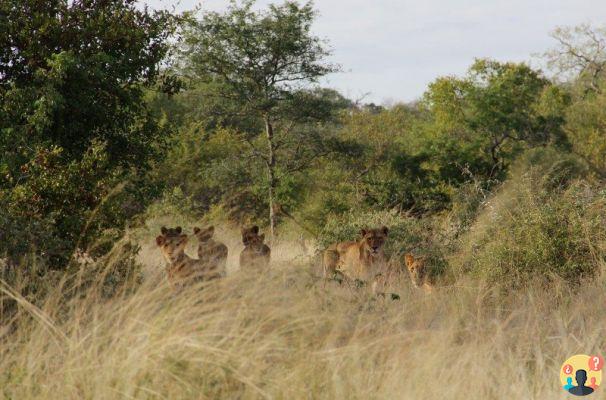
452 148 604 287
0 142 160 268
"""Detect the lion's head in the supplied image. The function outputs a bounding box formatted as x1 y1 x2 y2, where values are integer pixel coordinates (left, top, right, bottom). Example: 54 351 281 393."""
156 226 188 257
404 253 427 288
359 226 389 256
241 225 266 247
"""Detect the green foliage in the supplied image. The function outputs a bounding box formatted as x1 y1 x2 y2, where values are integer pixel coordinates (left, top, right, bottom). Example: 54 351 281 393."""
452 148 602 288
564 87 606 173
1 142 113 262
177 0 341 234
445 178 497 238
156 126 267 222
0 0 176 267
305 105 455 217
424 59 567 173
179 0 337 111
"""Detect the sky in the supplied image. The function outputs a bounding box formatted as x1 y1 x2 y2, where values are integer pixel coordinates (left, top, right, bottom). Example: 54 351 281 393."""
147 0 606 104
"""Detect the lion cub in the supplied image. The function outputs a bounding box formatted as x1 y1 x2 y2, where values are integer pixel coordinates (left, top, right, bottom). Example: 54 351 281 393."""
335 226 389 284
404 253 434 293
193 225 228 278
239 226 271 269
156 226 221 287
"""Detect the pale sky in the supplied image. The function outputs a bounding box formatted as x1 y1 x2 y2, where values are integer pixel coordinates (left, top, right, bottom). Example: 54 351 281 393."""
147 0 606 104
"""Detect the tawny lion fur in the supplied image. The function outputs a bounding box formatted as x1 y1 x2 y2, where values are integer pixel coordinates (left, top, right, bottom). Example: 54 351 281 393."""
156 226 222 288
239 226 271 269
324 227 389 285
404 253 434 293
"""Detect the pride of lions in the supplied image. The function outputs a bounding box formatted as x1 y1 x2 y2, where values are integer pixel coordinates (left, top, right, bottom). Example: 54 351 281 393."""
156 224 433 294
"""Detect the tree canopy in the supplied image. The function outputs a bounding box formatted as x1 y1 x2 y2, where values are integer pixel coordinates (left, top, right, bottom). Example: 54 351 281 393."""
178 0 340 236
0 0 176 265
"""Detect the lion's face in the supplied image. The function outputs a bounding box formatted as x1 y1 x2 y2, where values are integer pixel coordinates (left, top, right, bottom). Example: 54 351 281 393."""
360 226 389 255
405 253 426 287
193 226 215 242
241 226 265 247
156 226 188 257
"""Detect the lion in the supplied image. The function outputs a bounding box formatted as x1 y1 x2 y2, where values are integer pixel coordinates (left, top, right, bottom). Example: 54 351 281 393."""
239 226 271 269
404 253 434 293
156 226 221 288
332 226 390 285
193 225 228 278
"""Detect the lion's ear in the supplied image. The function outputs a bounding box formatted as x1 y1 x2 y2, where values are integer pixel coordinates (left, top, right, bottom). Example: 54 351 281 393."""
381 226 389 235
176 226 182 234
156 235 165 246
193 227 200 235
258 233 265 243
404 254 414 268
207 226 215 236
161 226 168 235
359 228 368 237
252 225 259 234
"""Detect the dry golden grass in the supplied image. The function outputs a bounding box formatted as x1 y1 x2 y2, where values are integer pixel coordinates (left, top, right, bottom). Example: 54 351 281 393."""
1 236 605 399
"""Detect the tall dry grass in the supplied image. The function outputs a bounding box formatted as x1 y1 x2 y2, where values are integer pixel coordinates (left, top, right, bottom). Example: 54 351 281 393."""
1 237 604 399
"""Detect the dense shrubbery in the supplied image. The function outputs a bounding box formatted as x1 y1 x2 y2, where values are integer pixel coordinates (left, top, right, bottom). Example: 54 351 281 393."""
0 0 176 269
451 148 604 287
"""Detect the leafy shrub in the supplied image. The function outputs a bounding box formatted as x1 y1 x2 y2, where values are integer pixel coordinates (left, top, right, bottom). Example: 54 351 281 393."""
0 142 160 268
445 178 498 239
452 148 604 287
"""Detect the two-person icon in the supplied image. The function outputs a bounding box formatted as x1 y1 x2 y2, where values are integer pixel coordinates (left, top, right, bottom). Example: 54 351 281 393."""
568 370 594 396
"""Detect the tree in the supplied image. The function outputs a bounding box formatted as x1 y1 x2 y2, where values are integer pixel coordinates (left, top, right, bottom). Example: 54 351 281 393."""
0 0 176 266
179 0 339 238
544 24 606 94
543 25 606 177
424 59 566 173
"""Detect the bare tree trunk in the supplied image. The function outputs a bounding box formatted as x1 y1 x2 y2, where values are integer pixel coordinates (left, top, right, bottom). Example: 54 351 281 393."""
264 115 277 240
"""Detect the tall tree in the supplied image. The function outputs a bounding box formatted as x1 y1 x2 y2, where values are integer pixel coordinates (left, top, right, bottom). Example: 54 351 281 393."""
179 0 338 238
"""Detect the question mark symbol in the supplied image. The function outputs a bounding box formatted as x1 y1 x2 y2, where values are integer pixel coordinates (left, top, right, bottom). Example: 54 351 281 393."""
588 355 603 371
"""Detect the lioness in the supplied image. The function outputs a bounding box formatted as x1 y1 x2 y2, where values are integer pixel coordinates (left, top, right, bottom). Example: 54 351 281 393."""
193 225 228 278
156 226 221 287
404 253 434 293
335 226 389 284
239 226 271 269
